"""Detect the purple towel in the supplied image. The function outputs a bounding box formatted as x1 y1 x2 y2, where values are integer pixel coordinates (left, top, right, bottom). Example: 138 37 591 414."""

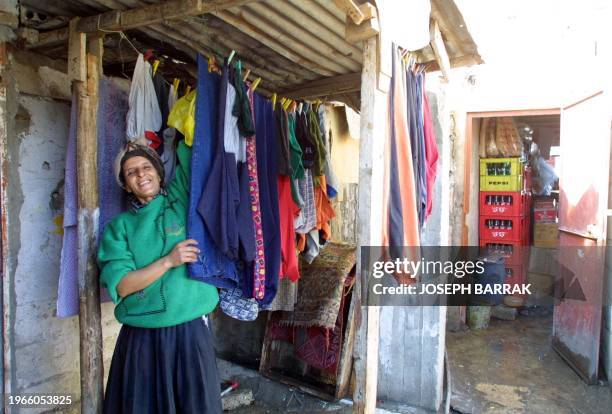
57 77 129 317
57 95 78 318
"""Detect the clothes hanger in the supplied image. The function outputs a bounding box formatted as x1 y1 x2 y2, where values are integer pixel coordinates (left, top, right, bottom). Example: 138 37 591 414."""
243 69 251 82
271 93 277 110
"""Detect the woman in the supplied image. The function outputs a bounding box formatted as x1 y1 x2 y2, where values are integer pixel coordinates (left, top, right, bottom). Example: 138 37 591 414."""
98 138 222 413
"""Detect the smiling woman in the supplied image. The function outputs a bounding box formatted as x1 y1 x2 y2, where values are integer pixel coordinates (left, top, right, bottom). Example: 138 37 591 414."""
99 137 222 413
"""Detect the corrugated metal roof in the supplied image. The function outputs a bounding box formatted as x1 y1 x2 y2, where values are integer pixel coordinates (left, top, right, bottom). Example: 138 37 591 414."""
22 0 481 105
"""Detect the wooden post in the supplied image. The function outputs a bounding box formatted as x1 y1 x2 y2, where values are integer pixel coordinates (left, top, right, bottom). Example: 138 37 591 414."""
352 35 385 414
70 17 104 413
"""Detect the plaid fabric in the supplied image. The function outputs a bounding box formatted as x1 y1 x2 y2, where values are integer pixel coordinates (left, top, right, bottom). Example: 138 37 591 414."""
294 169 316 234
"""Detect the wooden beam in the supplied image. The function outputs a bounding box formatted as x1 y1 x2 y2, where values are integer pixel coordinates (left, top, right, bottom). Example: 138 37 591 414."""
76 51 105 413
429 19 451 82
76 0 262 33
68 19 86 81
333 0 365 25
26 27 68 49
280 72 360 99
214 9 338 77
352 35 382 414
346 3 379 43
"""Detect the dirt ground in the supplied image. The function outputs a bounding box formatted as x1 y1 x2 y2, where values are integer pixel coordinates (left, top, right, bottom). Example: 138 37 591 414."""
447 314 612 414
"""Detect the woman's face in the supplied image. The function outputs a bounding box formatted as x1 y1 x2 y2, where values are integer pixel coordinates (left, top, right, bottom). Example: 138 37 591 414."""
122 156 161 204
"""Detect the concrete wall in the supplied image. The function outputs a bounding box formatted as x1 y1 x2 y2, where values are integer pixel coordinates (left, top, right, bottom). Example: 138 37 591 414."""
1 49 120 413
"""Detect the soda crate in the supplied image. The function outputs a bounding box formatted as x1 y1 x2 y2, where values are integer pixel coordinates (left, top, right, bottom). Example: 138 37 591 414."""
479 157 523 177
479 191 527 217
479 240 529 267
504 265 525 287
480 173 523 192
479 215 525 242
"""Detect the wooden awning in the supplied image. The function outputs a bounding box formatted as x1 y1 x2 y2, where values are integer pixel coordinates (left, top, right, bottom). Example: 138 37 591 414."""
22 0 481 108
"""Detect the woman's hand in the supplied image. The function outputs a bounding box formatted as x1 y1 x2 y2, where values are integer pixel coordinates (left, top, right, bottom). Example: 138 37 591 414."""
163 239 200 268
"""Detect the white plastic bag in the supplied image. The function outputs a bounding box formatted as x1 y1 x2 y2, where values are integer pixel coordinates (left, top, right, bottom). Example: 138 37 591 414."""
126 54 162 140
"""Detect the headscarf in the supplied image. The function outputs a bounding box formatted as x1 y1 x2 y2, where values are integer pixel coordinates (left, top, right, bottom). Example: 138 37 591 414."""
113 136 165 190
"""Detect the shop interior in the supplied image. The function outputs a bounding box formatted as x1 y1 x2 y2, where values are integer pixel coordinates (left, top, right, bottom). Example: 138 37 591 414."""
447 113 612 413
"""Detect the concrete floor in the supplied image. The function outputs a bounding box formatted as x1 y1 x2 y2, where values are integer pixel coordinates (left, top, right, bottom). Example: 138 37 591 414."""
447 314 612 414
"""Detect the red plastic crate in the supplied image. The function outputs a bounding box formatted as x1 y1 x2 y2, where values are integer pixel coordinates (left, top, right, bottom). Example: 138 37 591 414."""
479 239 528 267
479 191 527 217
479 215 525 242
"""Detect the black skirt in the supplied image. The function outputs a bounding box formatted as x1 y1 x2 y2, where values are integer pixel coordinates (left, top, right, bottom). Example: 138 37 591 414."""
103 317 222 414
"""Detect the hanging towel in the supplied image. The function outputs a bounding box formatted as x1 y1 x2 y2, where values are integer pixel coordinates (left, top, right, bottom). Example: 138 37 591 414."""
57 95 78 318
187 55 238 288
57 77 128 317
126 54 162 140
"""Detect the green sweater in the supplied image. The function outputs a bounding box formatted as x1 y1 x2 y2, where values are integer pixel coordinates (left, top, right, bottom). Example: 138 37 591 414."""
98 141 219 328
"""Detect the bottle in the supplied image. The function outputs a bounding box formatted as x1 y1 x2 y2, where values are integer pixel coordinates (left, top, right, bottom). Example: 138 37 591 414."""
494 220 500 230
499 220 506 230
508 220 513 230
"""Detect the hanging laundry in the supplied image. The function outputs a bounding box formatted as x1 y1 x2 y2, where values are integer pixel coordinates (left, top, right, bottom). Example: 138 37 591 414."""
287 112 305 205
307 105 327 179
126 54 162 140
245 88 266 300
199 65 241 260
58 77 128 317
247 94 281 306
382 46 421 274
168 89 196 146
231 61 255 138
152 71 170 155
422 79 439 220
160 127 177 185
186 55 238 288
406 69 427 230
295 109 316 169
275 108 293 176
314 174 335 242
57 95 78 318
317 105 339 198
294 169 316 234
278 175 300 282
223 83 243 163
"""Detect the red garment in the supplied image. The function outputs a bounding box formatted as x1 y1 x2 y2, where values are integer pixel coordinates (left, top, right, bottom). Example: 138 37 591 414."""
144 130 162 150
423 84 439 220
277 175 300 281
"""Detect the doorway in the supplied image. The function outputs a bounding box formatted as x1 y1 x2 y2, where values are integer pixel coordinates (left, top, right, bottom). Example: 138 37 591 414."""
447 105 612 413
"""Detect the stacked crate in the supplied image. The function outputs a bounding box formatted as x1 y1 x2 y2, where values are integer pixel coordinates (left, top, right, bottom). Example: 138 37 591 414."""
479 158 531 288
